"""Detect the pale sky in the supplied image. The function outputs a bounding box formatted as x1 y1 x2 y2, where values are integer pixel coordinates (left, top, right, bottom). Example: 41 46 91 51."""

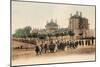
12 1 95 33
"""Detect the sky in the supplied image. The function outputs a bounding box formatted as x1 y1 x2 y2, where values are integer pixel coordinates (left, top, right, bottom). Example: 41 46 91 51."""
12 1 95 33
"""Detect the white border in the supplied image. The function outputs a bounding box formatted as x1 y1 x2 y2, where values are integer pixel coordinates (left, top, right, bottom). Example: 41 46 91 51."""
0 0 99 67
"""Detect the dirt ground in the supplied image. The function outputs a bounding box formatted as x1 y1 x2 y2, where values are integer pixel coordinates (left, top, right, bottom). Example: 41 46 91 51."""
12 40 95 66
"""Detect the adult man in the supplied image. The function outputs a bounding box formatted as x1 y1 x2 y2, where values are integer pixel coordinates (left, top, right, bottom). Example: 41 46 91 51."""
44 44 48 53
49 41 55 53
35 45 40 55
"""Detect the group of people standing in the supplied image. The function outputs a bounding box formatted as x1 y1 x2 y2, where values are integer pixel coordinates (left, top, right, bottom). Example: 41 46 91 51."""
35 39 95 55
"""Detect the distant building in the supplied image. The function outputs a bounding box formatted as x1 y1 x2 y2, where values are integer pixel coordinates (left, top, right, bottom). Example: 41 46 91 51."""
45 19 58 33
68 11 89 39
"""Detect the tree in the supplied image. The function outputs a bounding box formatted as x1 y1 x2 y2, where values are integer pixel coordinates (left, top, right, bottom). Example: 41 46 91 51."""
31 32 38 38
55 33 59 37
60 32 65 39
47 33 52 39
24 26 32 37
68 31 75 40
38 34 47 39
13 29 25 38
79 33 83 39
13 26 32 38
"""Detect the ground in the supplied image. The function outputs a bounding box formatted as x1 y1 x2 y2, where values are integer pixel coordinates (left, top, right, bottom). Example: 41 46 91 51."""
12 41 96 66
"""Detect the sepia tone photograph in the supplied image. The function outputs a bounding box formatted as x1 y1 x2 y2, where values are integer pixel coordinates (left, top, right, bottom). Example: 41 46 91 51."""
11 0 96 66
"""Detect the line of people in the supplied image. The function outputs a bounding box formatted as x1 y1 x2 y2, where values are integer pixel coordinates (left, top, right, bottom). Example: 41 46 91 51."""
35 39 95 55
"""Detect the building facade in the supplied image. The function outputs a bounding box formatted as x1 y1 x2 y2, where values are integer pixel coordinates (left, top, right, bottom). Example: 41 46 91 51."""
45 19 58 33
68 11 89 39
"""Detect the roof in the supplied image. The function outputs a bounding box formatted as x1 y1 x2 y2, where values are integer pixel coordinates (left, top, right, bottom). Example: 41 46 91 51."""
45 19 58 27
70 15 82 19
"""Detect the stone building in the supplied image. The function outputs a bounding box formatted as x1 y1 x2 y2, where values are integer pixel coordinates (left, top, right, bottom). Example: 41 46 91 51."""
68 11 89 39
45 19 58 33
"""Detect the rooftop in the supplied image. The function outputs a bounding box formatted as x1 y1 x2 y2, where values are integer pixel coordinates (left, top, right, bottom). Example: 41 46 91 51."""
45 19 58 27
